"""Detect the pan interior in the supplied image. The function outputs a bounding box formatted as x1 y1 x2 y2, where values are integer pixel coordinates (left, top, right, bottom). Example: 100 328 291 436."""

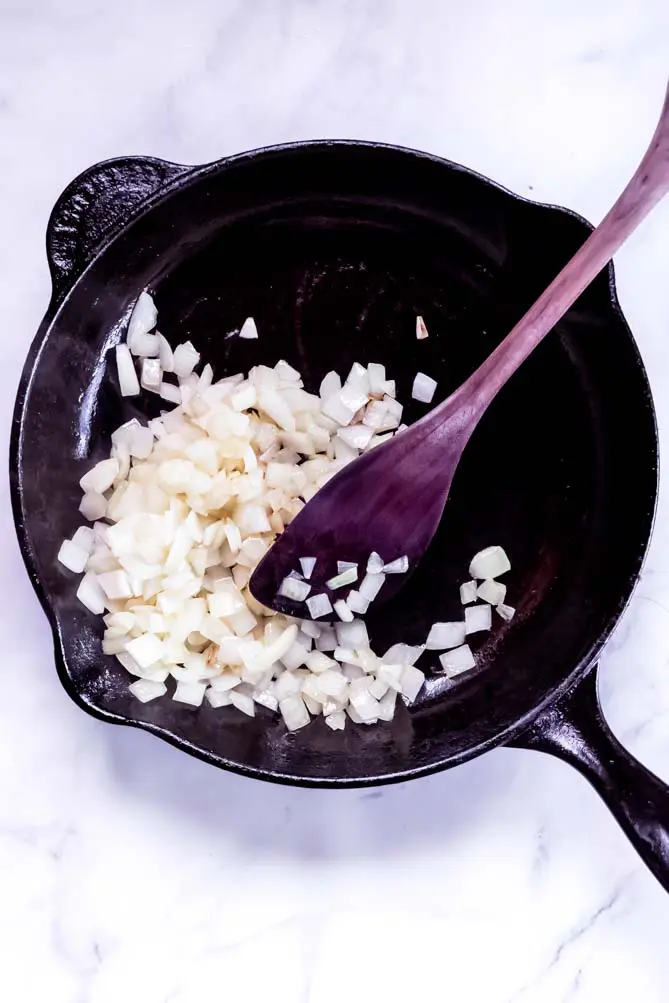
15 144 657 783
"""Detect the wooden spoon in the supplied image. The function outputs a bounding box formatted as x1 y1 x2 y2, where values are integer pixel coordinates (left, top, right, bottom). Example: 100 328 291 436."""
250 80 669 617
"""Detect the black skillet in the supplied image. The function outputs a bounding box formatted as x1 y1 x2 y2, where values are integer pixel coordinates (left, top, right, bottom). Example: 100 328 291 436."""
10 143 668 888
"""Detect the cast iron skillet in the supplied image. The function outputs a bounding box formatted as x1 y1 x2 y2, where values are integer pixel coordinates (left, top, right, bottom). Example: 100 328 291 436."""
10 142 669 888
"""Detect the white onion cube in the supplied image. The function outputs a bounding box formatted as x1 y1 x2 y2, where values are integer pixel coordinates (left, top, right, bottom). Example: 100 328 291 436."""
57 539 89 574
325 711 346 731
279 576 311 602
306 593 333 619
279 694 310 732
465 604 492 634
425 621 466 650
80 458 119 494
411 372 437 403
238 317 258 339
126 633 165 669
400 664 425 703
439 643 476 677
477 579 507 605
469 545 511 580
460 580 478 604
129 678 167 703
173 680 207 707
496 603 516 622
359 572 385 601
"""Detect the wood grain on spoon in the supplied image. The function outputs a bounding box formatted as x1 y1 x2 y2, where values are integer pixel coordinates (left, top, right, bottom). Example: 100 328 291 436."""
251 80 669 617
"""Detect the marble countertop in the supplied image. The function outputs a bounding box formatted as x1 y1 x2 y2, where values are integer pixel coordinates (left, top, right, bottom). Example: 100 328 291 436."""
3 2 669 1000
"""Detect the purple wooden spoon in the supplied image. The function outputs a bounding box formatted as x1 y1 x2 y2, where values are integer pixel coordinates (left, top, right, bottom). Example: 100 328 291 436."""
251 80 669 617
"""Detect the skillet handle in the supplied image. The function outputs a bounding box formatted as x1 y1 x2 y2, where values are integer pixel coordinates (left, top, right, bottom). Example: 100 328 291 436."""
511 663 669 891
46 155 191 306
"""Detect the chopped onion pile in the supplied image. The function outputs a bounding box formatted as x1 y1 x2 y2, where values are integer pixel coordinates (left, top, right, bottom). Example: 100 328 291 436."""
425 545 515 679
59 289 517 729
59 290 424 731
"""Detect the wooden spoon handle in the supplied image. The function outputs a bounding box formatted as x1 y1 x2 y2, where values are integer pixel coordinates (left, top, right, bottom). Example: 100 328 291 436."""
458 79 669 416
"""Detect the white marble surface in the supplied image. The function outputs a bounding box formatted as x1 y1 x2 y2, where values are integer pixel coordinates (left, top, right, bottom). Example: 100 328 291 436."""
2 1 669 1000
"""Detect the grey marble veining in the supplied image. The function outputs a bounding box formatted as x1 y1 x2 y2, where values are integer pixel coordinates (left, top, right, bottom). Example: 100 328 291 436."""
2 1 669 1000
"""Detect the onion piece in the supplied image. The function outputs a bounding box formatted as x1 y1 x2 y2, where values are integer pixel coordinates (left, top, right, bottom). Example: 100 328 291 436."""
383 642 424 665
496 603 516 621
366 552 385 574
416 315 429 340
279 694 310 731
76 573 107 614
158 333 174 372
230 689 255 716
319 371 341 399
57 539 89 574
326 567 358 590
306 593 333 619
80 458 119 494
129 679 167 703
459 580 478 604
359 572 385 601
159 381 181 405
206 688 234 708
127 291 157 350
279 576 311 602
325 711 346 731
464 604 492 634
411 372 437 403
238 317 258 340
399 664 425 703
346 590 369 615
333 599 354 622
116 344 140 397
469 546 511 580
439 643 476 676
141 358 162 389
477 579 507 605
125 633 165 668
173 680 207 707
299 557 316 579
79 492 107 521
425 621 466 650
172 342 200 378
382 556 408 574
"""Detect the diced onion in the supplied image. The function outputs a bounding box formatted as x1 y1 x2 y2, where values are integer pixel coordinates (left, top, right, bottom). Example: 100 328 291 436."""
459 580 478 604
382 555 408 574
411 372 437 403
326 567 358 590
425 621 466 650
359 572 385 601
477 579 507 605
238 317 259 340
345 590 369 615
129 678 167 703
496 603 516 621
469 546 511 580
306 593 333 619
57 539 89 574
116 344 140 397
333 599 353 622
299 557 316 579
279 576 311 602
416 316 429 340
465 604 492 634
439 643 476 677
